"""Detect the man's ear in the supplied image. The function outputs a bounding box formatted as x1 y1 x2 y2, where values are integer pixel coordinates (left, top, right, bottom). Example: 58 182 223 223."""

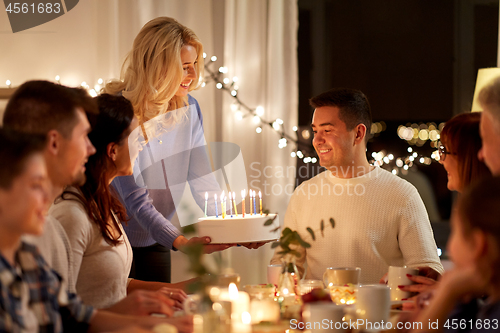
354 124 367 145
46 129 61 156
107 142 117 162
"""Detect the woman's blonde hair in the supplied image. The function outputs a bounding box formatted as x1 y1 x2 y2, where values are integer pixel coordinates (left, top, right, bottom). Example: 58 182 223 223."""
104 17 204 125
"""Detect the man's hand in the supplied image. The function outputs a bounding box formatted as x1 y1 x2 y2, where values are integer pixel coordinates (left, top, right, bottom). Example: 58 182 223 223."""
106 290 175 316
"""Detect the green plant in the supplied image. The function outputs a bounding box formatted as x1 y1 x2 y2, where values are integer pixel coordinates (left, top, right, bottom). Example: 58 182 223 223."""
265 216 335 258
181 224 223 294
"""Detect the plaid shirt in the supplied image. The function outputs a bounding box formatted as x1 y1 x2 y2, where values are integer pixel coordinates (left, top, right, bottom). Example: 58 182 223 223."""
0 242 94 333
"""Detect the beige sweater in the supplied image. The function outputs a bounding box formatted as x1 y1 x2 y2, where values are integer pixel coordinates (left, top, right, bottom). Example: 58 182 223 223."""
270 167 444 284
49 195 133 309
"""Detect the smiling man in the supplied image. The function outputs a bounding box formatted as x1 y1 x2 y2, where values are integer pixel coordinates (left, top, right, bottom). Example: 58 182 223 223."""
270 88 443 284
3 81 96 292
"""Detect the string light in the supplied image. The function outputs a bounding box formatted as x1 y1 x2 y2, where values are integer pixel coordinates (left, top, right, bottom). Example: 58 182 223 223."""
46 73 442 171
201 57 316 162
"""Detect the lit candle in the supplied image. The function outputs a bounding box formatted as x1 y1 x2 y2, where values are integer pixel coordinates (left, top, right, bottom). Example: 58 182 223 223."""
221 191 226 219
249 190 253 215
6 80 11 88
204 192 208 217
218 283 251 331
233 191 238 216
241 190 245 218
259 191 262 215
229 192 233 217
253 190 257 215
215 194 218 218
224 194 227 219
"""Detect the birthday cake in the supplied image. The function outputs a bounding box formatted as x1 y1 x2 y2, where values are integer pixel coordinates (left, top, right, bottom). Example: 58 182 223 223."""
196 214 280 244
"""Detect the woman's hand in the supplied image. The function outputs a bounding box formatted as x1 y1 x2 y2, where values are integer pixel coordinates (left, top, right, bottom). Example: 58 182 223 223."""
106 290 175 316
177 235 236 254
398 274 438 295
157 287 188 309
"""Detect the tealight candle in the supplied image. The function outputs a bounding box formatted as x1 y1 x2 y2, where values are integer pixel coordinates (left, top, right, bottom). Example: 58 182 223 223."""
233 191 238 216
215 194 218 218
204 192 208 217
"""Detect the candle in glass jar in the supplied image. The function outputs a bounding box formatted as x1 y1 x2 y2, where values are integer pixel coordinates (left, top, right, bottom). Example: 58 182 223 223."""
218 283 251 329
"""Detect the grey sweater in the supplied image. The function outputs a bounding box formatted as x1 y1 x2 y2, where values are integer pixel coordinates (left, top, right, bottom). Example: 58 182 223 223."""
49 194 132 309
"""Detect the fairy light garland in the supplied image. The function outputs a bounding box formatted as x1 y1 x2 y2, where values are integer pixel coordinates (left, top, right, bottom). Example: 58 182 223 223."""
2 73 443 172
201 53 317 162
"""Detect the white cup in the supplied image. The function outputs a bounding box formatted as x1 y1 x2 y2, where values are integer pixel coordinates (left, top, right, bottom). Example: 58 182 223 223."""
387 266 418 301
355 284 390 331
302 303 345 333
267 264 281 285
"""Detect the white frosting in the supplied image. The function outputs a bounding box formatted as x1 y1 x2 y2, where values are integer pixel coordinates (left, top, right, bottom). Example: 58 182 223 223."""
197 214 279 244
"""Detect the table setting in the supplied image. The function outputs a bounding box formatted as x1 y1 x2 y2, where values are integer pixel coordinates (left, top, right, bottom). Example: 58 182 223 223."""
172 264 418 333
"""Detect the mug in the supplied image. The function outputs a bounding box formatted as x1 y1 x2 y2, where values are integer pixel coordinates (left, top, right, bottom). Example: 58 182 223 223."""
302 303 345 332
387 266 418 301
355 284 391 331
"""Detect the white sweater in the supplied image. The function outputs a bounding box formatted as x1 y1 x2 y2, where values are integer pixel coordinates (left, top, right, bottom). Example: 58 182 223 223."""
270 167 444 284
49 194 133 309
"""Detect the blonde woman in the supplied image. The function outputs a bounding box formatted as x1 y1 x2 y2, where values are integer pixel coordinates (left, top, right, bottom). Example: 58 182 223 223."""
105 17 232 283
